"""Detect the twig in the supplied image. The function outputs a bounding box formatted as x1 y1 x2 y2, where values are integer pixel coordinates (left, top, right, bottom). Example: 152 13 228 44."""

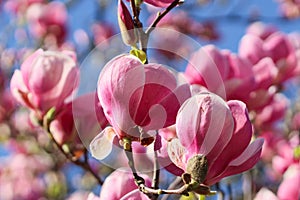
122 141 202 198
151 151 160 200
161 177 183 200
146 0 182 35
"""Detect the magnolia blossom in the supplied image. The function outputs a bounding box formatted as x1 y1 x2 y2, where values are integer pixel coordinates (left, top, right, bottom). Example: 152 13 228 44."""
239 26 298 83
97 54 190 143
168 92 264 186
184 45 256 102
10 49 79 119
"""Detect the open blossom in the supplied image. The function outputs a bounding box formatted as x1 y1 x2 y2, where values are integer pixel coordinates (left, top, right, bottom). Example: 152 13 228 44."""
10 49 79 119
97 54 190 143
168 92 264 186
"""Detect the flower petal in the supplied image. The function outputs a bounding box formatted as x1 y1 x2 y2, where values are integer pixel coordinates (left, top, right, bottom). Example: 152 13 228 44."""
207 138 264 185
167 138 187 170
205 100 252 181
90 127 118 160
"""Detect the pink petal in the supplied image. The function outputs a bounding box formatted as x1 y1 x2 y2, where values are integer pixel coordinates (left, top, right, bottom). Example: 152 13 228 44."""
264 32 294 62
20 49 43 88
184 45 227 99
205 100 252 181
246 22 277 40
167 138 188 170
97 55 144 138
207 138 264 185
156 135 184 176
90 127 119 160
239 34 269 64
277 165 300 200
253 57 278 89
10 70 32 108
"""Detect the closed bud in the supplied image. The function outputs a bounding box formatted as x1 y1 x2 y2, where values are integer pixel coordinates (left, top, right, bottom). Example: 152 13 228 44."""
118 0 137 47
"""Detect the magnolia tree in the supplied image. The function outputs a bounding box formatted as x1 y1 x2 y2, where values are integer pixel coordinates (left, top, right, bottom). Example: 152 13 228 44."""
1 0 300 200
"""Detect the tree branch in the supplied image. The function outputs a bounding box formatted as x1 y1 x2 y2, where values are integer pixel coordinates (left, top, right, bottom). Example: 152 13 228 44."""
146 0 182 35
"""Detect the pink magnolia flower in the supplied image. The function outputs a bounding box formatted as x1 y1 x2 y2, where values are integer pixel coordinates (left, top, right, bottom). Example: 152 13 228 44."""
168 92 264 186
184 45 255 102
118 0 137 47
10 49 79 119
97 54 190 143
278 0 300 19
26 1 68 45
98 169 151 200
239 29 298 83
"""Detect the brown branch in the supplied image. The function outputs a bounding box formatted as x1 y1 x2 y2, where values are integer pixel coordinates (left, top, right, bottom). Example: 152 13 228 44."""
151 151 160 200
146 0 182 35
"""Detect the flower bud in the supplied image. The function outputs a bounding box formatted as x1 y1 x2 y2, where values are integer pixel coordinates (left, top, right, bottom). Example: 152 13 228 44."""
118 0 137 47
